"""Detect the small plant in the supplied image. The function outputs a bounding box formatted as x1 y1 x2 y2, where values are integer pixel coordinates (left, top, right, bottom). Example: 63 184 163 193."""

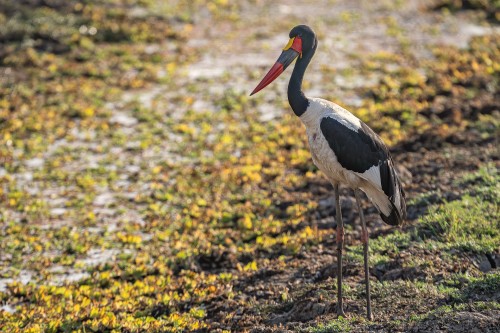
309 316 353 333
418 167 499 253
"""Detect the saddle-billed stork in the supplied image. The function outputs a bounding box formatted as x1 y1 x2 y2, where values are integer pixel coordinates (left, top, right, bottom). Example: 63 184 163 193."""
250 25 406 320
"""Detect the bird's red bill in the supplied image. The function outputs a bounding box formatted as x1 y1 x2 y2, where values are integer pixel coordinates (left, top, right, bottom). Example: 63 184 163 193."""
250 62 284 96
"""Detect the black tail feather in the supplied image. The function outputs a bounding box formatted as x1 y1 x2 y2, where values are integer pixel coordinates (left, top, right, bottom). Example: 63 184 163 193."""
380 159 406 226
381 199 404 226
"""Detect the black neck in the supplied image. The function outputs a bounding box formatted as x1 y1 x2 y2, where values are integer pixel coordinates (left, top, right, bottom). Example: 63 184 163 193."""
288 40 316 117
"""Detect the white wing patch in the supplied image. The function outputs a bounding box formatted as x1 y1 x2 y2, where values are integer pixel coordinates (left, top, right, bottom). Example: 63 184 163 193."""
357 164 382 189
355 164 393 216
363 185 392 216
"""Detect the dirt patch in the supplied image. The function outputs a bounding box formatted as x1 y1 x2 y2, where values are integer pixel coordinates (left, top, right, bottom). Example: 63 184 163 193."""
410 309 500 333
267 296 333 325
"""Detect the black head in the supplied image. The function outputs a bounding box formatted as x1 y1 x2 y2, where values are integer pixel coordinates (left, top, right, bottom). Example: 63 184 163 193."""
289 25 317 54
250 25 317 96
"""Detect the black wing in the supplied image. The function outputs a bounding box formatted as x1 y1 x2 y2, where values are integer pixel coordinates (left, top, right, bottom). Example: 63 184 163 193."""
320 116 406 225
320 116 388 173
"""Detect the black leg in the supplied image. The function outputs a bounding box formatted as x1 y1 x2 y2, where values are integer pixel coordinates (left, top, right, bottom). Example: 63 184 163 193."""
354 190 373 320
335 184 346 317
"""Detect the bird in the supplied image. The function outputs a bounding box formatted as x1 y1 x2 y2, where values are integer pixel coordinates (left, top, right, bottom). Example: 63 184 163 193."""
250 25 406 320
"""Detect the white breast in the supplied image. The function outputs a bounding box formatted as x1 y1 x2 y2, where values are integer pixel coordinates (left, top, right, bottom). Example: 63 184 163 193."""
299 98 364 187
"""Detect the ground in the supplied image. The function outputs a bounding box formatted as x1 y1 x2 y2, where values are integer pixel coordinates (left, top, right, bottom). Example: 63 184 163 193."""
0 0 499 332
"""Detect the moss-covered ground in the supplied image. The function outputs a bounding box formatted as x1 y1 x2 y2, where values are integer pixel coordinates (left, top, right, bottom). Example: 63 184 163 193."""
0 0 498 332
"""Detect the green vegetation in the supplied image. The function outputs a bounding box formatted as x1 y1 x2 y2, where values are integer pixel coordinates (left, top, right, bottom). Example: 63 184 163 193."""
449 272 500 303
308 316 353 333
419 164 499 253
